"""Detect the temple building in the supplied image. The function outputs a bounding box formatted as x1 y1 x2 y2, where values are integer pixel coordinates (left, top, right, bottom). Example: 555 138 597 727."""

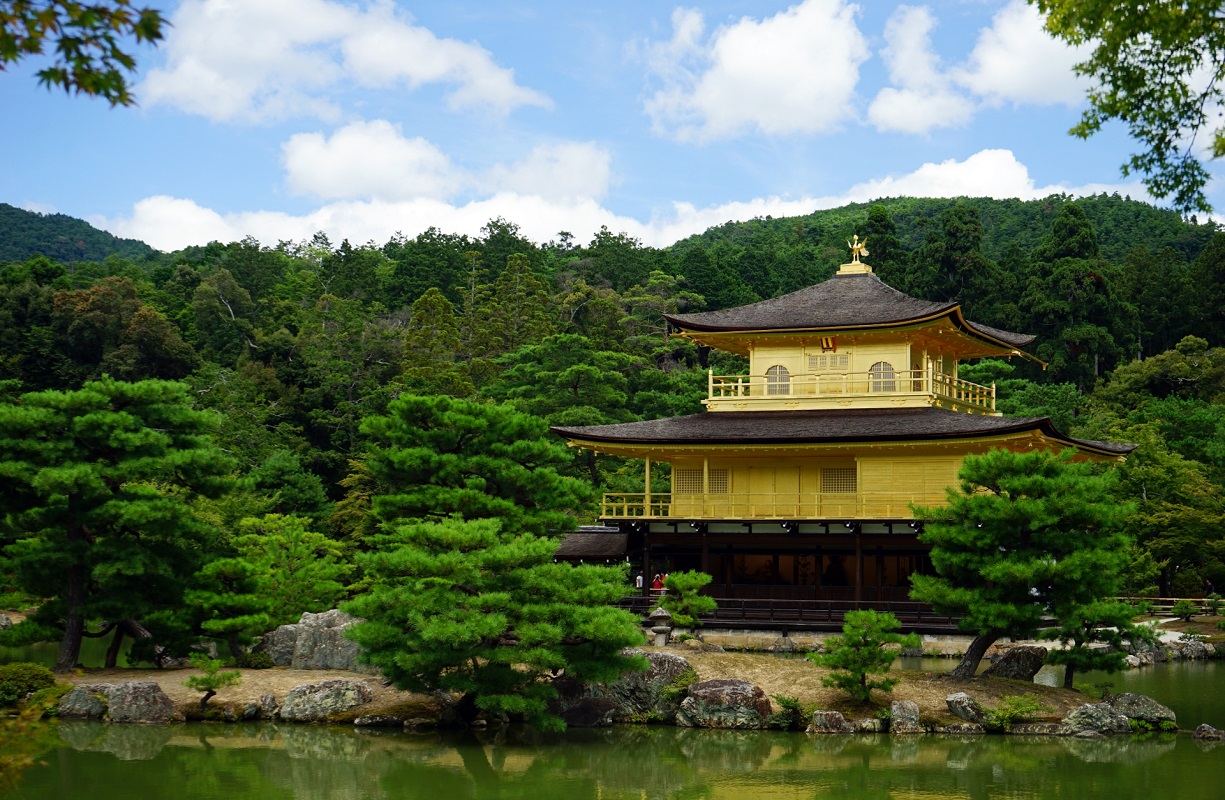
552 241 1135 606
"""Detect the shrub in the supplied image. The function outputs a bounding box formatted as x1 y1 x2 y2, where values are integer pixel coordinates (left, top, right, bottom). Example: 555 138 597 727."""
768 694 809 730
983 696 1052 732
807 610 919 704
1207 593 1222 615
660 571 718 627
183 653 242 712
660 668 699 704
0 663 55 708
237 650 275 669
1171 599 1198 622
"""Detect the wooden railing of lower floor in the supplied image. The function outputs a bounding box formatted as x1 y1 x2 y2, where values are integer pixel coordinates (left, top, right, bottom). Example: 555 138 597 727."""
602 491 942 520
618 595 961 634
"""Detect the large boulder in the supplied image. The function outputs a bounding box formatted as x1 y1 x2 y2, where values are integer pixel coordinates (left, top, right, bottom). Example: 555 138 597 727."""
292 610 370 672
0 614 11 630
945 692 986 724
1104 693 1176 727
808 710 854 734
561 646 695 725
982 646 1048 681
58 684 111 719
1062 703 1131 736
59 682 177 723
889 700 923 734
675 679 772 729
104 681 178 723
279 679 375 722
256 623 299 667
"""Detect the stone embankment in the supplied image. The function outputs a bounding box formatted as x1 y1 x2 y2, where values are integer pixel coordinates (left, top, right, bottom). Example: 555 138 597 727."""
49 609 1222 735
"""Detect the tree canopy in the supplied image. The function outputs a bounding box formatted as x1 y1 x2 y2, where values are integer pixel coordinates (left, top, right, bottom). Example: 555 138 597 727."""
910 449 1132 679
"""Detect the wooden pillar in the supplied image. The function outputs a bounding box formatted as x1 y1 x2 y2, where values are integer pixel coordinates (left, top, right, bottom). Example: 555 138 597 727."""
700 531 709 574
642 536 651 598
854 527 863 606
702 457 709 517
644 457 651 516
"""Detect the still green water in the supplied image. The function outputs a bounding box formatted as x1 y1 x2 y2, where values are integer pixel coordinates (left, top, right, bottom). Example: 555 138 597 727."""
11 721 1222 800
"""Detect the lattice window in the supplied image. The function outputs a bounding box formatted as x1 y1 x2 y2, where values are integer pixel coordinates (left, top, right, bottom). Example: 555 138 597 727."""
765 365 790 396
821 467 857 494
808 354 850 372
869 361 896 392
674 468 729 494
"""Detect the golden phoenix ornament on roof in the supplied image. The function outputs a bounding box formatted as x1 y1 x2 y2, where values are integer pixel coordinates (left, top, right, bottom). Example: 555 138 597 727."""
847 235 869 263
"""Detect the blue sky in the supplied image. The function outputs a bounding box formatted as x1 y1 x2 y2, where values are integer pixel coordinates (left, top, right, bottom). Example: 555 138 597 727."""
0 0 1209 253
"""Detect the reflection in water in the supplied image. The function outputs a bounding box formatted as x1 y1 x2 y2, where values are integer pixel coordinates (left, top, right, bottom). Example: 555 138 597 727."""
16 722 1221 800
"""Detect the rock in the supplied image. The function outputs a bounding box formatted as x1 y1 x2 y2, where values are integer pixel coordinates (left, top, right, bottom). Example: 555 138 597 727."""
945 692 985 724
1104 693 1177 726
889 700 922 734
1074 730 1107 740
279 679 375 722
291 610 371 672
103 682 178 723
682 638 704 650
354 714 404 727
585 648 693 724
1177 639 1209 660
807 710 854 734
242 694 279 720
675 679 772 729
1123 655 1141 668
1193 724 1225 740
0 614 11 630
1062 703 1131 736
256 623 299 667
1009 722 1068 736
940 723 986 734
59 684 111 719
854 718 885 733
982 646 1048 681
548 675 618 727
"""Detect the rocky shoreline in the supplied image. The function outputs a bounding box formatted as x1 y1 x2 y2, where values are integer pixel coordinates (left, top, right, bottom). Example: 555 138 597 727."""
39 609 1225 741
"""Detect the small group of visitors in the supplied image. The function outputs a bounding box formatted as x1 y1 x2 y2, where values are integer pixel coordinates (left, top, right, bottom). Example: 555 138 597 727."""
634 572 669 592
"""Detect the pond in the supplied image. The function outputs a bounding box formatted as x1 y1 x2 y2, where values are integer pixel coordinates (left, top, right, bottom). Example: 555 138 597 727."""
12 720 1222 800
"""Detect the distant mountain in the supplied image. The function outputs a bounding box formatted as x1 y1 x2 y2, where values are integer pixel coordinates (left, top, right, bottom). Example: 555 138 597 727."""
0 203 157 264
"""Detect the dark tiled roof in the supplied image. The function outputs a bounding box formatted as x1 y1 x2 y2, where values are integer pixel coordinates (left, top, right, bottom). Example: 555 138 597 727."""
665 272 1034 347
555 531 629 559
553 407 1135 456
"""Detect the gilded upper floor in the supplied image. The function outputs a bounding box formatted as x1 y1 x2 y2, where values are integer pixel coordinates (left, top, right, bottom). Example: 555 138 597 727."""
665 259 1037 415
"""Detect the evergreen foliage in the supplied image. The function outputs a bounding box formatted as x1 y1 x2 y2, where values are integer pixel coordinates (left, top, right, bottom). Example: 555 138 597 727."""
346 517 646 731
660 571 718 627
808 610 919 704
0 377 233 671
910 449 1132 679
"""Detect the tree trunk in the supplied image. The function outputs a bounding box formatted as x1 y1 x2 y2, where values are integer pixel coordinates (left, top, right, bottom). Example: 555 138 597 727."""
455 692 481 727
1063 663 1076 690
199 690 216 712
54 560 87 673
227 635 245 660
105 627 125 669
948 633 998 679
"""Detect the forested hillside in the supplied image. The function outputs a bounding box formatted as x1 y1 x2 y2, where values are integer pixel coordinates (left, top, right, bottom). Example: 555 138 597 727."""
0 203 156 264
2 193 1224 664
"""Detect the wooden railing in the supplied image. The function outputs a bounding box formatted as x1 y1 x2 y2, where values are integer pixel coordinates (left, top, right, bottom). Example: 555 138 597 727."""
706 368 995 412
601 491 943 520
619 595 961 633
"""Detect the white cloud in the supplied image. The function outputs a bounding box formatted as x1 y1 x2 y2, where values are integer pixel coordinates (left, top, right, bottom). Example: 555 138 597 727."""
642 0 870 141
867 6 974 134
280 120 611 204
954 0 1089 106
99 149 1142 253
282 121 463 201
483 142 612 201
140 0 551 123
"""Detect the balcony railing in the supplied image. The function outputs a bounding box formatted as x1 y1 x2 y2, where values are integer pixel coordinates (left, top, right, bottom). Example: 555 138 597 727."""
601 491 946 520
705 368 995 413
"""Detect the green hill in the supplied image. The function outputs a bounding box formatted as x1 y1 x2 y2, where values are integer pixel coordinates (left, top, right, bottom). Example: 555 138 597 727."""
0 203 157 264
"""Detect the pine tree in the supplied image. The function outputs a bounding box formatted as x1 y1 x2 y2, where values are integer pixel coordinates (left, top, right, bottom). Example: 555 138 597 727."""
910 449 1132 679
0 378 233 671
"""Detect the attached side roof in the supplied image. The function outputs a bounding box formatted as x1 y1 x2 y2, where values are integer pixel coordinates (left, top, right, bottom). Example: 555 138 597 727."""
665 272 1034 348
553 407 1134 458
